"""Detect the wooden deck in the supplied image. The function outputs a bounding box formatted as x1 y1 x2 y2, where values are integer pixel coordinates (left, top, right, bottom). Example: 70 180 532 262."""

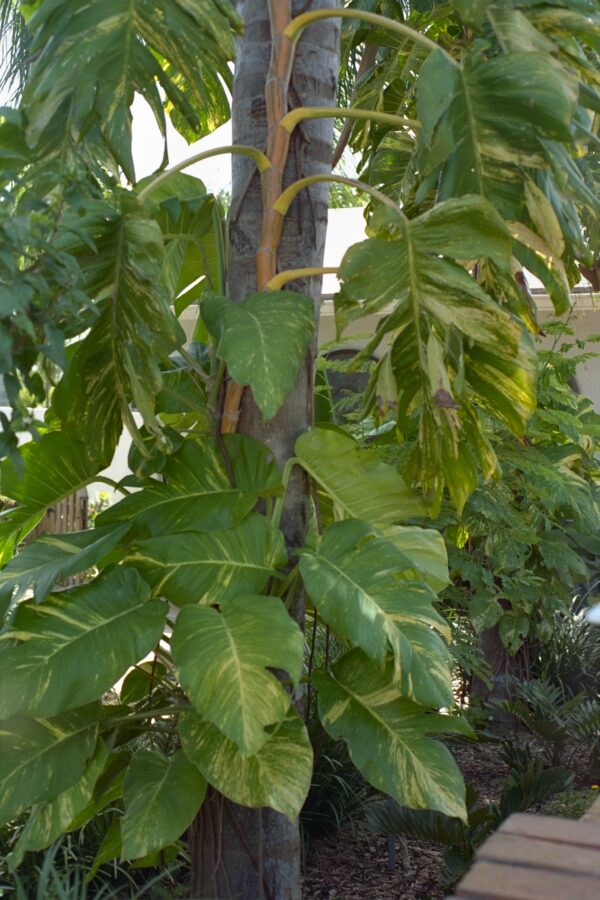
451 797 600 899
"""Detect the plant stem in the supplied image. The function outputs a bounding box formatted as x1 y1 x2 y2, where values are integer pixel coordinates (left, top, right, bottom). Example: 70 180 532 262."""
274 174 404 218
284 9 455 64
279 106 420 134
266 267 338 291
138 146 271 201
272 456 300 530
178 346 210 384
94 476 132 495
107 704 190 726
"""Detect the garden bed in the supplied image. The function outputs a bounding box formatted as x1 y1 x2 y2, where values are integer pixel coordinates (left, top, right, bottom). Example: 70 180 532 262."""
302 740 598 899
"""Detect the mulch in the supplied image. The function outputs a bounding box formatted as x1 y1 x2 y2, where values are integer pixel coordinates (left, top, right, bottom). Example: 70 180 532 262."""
301 741 510 900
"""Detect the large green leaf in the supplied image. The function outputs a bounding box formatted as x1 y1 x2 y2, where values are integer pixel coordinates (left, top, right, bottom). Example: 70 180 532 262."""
0 704 100 825
139 172 222 305
23 0 238 180
335 198 537 509
417 48 577 213
98 436 279 538
202 291 315 421
300 520 452 708
53 198 185 452
0 432 102 578
384 525 449 593
296 427 424 526
121 750 206 860
11 740 108 864
179 710 312 822
127 514 286 606
0 568 166 719
172 596 303 755
315 650 467 820
0 523 130 608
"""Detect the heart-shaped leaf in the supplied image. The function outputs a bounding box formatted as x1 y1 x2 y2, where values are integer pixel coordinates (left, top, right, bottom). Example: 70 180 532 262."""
179 710 312 822
202 291 315 420
0 568 166 719
173 596 303 754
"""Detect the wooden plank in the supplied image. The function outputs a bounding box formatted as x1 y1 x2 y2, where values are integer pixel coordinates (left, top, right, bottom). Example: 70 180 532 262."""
478 831 600 876
582 796 600 822
456 859 600 899
498 812 600 849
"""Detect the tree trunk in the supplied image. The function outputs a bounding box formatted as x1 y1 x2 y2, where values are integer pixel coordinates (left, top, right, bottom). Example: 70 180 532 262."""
471 626 531 701
189 2 340 897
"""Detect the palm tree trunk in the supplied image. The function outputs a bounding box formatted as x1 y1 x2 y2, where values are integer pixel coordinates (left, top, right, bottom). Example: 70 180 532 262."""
189 2 340 897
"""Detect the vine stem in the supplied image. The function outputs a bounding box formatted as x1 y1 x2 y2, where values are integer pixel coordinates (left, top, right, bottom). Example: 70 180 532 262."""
266 267 337 291
138 146 271 201
107 705 190 726
280 106 420 134
274 173 405 218
178 346 210 384
284 8 456 65
94 475 131 494
272 455 300 530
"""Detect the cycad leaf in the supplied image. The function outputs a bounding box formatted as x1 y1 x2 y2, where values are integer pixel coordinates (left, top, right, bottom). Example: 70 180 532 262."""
172 596 303 755
0 523 130 608
315 650 468 820
300 520 452 708
98 436 279 538
202 291 315 421
121 750 206 860
0 704 100 826
24 0 238 180
0 568 166 719
295 427 425 526
179 710 313 822
126 514 287 605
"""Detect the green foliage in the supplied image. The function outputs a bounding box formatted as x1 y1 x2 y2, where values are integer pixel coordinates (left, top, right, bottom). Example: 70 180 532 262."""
0 0 598 881
441 328 600 658
202 291 315 421
21 0 239 181
315 649 470 820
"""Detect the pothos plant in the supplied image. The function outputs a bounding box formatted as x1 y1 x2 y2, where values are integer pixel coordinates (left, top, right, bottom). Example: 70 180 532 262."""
0 0 597 893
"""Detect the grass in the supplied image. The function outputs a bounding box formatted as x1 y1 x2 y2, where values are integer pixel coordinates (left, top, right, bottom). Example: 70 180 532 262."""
542 787 599 819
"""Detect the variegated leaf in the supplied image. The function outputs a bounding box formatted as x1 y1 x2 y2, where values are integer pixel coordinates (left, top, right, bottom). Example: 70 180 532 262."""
0 523 130 608
0 705 100 825
126 514 286 605
172 596 303 755
98 435 280 538
11 740 108 865
295 428 425 526
315 650 468 820
202 291 315 421
121 750 206 860
179 710 312 822
0 568 166 720
300 519 452 708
